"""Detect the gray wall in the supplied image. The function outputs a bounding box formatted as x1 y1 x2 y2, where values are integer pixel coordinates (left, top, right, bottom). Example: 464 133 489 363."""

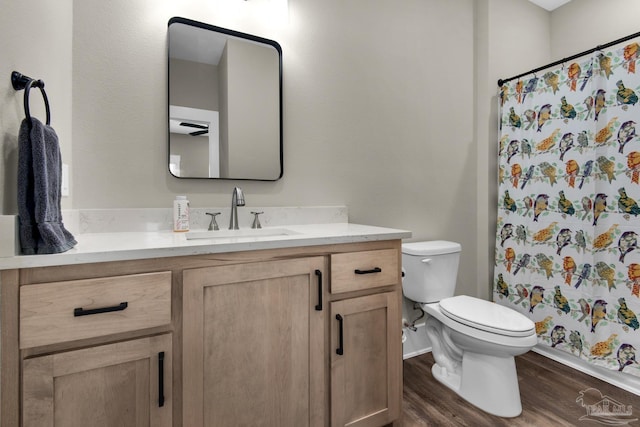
551 0 640 59
1 0 638 300
220 44 230 178
1 0 73 211
169 59 219 111
170 135 210 177
226 38 280 179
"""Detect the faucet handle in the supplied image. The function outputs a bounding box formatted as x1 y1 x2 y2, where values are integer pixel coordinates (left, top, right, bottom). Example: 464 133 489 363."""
250 211 263 229
206 212 221 231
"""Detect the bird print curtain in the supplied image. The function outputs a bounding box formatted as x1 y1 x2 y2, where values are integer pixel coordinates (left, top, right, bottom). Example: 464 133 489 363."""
495 39 640 376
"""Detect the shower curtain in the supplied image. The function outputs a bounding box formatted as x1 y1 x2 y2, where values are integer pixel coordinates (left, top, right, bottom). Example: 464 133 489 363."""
495 39 640 376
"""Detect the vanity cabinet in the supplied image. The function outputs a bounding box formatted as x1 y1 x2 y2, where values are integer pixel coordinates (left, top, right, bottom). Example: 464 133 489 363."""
1 239 403 427
182 257 327 427
329 249 402 427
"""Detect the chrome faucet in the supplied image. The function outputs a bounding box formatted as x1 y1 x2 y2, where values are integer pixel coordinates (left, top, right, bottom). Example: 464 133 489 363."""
229 187 245 230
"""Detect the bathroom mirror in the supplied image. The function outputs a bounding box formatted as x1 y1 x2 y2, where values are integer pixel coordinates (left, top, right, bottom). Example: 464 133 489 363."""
168 17 283 180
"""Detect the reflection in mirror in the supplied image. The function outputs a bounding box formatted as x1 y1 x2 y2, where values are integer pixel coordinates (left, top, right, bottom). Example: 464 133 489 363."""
168 17 283 180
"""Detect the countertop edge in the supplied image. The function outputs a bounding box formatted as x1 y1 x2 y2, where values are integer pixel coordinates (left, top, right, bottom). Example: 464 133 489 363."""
0 224 412 270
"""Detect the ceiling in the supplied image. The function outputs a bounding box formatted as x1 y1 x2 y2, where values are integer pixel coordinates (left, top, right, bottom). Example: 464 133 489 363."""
527 0 571 11
169 23 227 66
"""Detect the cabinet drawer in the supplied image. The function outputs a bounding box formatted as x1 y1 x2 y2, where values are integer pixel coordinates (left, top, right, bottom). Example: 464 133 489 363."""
331 249 399 294
20 271 171 348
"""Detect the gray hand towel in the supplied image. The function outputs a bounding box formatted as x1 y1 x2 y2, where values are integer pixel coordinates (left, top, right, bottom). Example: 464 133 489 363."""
18 117 77 254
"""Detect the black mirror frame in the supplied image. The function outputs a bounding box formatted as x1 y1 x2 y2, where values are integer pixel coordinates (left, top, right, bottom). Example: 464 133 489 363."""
167 16 283 181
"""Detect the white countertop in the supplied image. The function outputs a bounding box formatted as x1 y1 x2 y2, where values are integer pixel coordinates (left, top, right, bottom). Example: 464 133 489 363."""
0 223 411 270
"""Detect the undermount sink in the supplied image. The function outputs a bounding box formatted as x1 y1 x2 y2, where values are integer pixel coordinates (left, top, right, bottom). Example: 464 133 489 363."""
185 228 299 241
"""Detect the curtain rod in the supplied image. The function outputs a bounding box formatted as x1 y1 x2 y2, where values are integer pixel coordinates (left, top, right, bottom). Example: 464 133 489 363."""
497 29 640 87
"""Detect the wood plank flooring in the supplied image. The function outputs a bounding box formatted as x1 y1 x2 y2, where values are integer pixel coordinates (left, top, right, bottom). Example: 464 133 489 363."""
403 351 640 426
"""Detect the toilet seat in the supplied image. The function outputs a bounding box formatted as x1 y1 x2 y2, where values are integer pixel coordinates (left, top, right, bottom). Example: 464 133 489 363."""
439 295 535 337
422 301 538 349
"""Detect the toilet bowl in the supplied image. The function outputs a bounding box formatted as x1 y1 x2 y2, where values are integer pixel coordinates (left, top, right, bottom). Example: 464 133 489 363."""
402 241 537 418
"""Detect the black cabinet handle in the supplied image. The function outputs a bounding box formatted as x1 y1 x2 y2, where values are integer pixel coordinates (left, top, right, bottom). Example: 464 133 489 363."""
158 351 165 407
315 270 323 311
73 302 128 317
336 314 344 355
354 267 382 275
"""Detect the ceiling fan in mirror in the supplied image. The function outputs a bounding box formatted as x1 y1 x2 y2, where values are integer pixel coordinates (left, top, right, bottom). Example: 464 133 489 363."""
169 119 209 137
180 121 209 136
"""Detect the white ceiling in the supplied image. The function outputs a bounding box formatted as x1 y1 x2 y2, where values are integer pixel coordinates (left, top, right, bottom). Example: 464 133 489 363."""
527 0 571 11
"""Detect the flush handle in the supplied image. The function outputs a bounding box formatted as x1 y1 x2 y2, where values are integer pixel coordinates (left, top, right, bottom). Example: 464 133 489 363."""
421 258 432 264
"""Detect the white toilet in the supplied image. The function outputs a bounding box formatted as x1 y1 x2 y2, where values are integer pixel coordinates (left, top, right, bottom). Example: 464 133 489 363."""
402 241 537 418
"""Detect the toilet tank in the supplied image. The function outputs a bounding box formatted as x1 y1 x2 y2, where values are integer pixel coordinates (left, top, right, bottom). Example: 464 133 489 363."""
402 241 461 303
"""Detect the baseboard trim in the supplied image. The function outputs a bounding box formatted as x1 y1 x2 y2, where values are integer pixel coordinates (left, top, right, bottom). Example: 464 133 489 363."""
403 347 432 360
532 345 640 396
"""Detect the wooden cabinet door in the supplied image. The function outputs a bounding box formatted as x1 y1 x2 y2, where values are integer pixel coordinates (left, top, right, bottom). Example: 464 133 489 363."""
22 334 172 427
330 292 401 427
182 257 326 427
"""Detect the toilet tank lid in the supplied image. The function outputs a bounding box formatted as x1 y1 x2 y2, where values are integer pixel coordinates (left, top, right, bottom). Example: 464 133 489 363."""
402 240 461 256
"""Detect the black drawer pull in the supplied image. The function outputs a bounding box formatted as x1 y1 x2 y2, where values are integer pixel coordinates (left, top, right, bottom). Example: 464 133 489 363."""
73 302 128 317
354 267 382 275
158 351 165 407
336 314 344 355
315 270 323 311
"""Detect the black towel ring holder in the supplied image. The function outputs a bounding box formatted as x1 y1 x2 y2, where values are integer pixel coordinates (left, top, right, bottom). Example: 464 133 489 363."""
11 71 51 127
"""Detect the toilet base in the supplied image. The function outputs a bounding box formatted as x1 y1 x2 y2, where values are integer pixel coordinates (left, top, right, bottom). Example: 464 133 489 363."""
431 362 461 393
431 351 523 418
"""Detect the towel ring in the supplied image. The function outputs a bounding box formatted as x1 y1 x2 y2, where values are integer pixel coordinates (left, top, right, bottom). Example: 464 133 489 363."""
11 71 51 127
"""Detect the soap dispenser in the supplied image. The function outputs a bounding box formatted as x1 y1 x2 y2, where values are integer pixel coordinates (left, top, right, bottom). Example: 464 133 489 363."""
173 195 190 232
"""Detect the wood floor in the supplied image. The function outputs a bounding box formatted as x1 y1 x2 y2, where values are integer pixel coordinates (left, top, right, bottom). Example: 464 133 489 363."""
403 351 640 426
